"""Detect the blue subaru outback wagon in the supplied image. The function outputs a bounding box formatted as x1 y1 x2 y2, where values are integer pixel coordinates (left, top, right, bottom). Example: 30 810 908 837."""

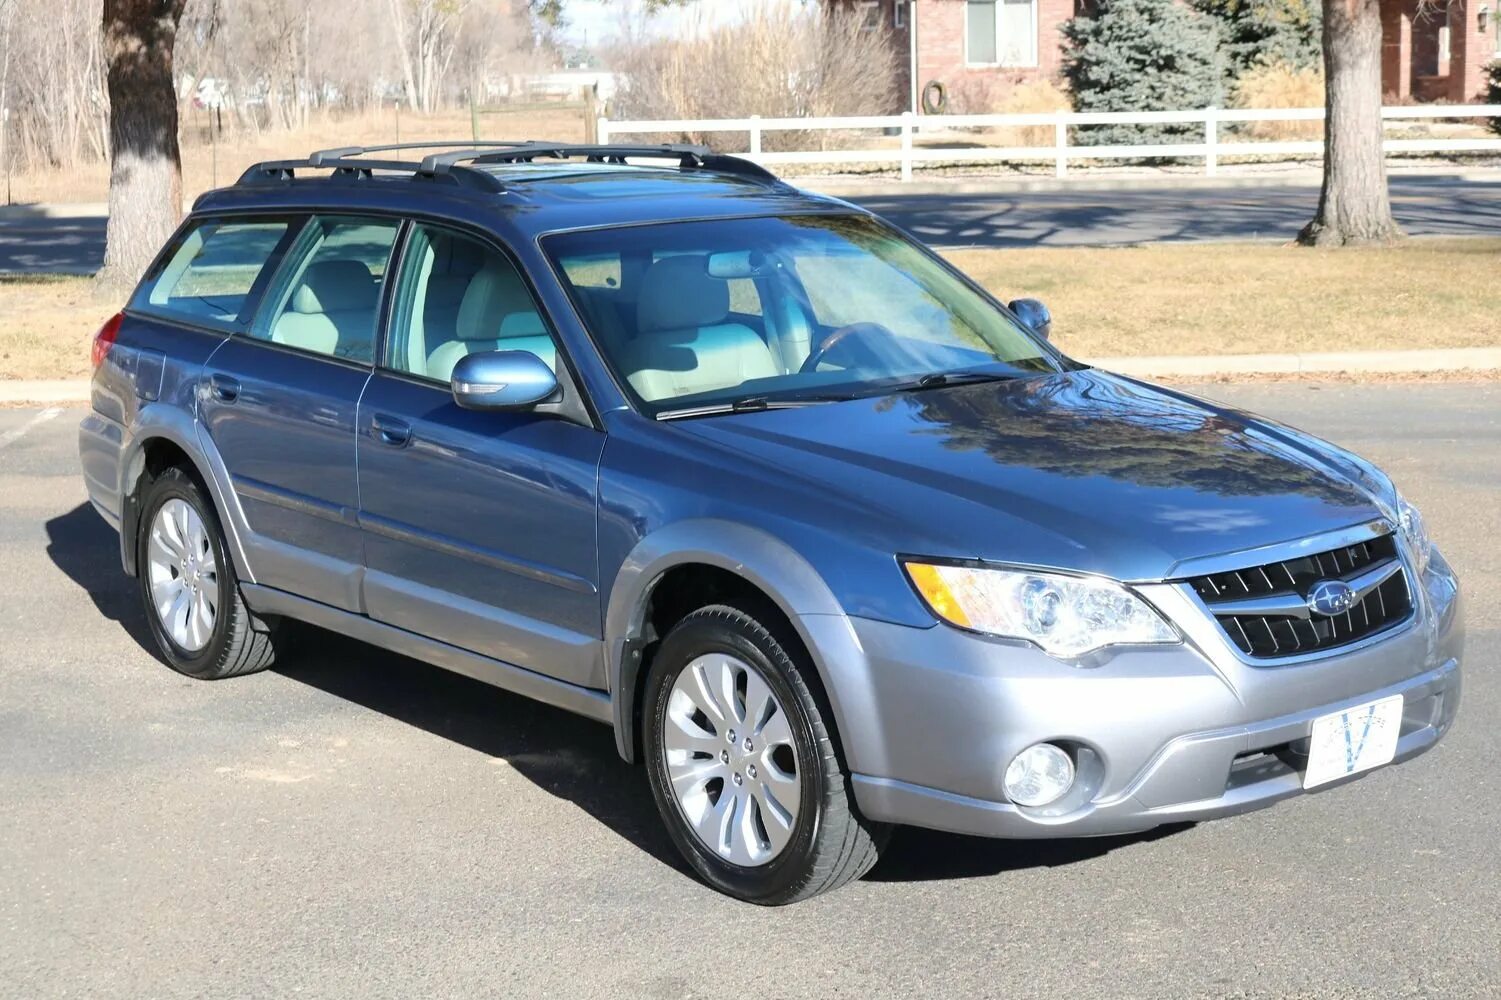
79 142 1463 904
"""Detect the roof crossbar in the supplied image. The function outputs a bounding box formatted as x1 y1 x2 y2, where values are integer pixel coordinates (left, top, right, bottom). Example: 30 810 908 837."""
419 142 780 184
236 140 781 193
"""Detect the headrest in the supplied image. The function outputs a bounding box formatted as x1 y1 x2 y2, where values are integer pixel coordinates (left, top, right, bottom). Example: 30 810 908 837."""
291 260 377 314
432 234 487 278
456 263 533 341
636 255 728 334
499 311 546 338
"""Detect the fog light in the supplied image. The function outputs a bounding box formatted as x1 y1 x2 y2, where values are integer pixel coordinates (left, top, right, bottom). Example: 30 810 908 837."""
1004 743 1075 807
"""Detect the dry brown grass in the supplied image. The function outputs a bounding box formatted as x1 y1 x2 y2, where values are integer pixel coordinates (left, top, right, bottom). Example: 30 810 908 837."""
1232 62 1325 141
5 106 590 207
947 77 1072 148
944 238 1501 359
0 276 119 380
4 238 1498 381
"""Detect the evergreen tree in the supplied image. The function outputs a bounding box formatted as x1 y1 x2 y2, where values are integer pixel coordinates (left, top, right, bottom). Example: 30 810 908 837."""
1488 61 1501 138
1061 0 1223 146
1194 0 1324 85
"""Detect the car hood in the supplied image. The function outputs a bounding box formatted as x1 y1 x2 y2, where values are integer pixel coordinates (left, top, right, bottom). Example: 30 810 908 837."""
674 370 1387 581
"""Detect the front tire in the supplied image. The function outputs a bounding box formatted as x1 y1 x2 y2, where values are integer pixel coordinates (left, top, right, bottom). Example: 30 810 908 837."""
137 466 281 679
643 604 887 904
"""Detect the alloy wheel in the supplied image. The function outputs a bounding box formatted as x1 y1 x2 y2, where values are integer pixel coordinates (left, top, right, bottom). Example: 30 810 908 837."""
146 498 218 652
662 653 801 867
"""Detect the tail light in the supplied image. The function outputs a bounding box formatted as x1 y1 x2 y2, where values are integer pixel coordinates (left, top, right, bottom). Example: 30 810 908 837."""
91 312 124 371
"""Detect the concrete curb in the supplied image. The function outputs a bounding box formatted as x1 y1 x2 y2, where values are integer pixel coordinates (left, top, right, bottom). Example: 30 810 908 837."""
0 379 92 405
1089 346 1501 378
3 347 1497 406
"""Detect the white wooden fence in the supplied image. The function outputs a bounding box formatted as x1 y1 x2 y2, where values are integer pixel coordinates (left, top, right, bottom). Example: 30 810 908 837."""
597 105 1501 180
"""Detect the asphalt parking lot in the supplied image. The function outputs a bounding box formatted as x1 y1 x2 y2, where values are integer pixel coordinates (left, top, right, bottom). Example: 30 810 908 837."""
2 381 1498 998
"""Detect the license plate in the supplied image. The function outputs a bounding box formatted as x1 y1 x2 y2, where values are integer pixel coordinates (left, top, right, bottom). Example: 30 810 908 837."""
1303 695 1404 789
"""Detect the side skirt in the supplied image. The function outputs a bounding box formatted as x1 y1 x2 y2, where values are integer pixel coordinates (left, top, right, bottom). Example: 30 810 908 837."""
241 583 615 726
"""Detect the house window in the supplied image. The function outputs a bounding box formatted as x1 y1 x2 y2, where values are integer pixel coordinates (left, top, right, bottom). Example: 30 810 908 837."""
965 0 1038 68
894 1 907 28
858 0 882 30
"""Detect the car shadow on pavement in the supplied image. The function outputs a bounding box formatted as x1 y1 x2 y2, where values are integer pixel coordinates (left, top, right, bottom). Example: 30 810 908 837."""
46 501 1187 886
869 823 1192 883
276 624 689 874
45 503 159 653
44 503 686 874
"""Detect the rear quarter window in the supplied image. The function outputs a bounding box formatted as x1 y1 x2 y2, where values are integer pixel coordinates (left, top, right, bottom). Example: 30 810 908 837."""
129 217 299 331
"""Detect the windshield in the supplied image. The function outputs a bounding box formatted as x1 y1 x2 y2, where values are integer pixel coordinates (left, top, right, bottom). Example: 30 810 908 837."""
543 214 1059 415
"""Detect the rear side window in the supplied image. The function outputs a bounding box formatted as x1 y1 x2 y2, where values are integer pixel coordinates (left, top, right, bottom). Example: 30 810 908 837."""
130 218 298 330
250 216 401 364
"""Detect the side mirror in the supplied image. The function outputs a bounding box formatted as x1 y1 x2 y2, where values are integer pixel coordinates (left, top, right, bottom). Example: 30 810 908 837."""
450 350 558 412
1008 298 1052 341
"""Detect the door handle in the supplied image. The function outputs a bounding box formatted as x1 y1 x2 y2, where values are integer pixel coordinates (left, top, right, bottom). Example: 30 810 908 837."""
208 373 241 402
371 414 411 447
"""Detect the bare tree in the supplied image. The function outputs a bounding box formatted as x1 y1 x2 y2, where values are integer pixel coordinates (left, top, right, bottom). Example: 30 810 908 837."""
99 1 189 287
1296 0 1400 246
0 0 15 193
612 0 898 151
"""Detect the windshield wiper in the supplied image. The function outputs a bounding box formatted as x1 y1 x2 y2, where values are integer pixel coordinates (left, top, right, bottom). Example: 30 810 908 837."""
656 394 841 421
886 370 1023 394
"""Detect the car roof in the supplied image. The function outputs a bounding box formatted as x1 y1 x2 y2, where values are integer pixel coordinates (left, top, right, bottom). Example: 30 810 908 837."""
191 143 856 238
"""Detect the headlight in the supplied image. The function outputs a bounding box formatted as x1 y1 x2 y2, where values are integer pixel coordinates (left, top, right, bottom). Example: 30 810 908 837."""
905 561 1178 658
1397 494 1431 575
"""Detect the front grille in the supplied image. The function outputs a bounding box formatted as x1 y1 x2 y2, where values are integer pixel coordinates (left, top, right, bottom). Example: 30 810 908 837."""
1188 532 1413 659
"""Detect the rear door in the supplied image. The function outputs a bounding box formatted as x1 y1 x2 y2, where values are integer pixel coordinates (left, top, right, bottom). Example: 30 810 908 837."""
355 222 606 687
198 214 401 611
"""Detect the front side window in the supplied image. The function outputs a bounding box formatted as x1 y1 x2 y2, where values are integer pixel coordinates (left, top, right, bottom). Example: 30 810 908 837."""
385 224 558 384
251 216 400 363
545 214 1057 415
965 0 1037 67
130 217 297 330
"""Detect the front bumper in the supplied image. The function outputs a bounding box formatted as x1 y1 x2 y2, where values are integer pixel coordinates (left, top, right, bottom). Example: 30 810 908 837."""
833 549 1464 839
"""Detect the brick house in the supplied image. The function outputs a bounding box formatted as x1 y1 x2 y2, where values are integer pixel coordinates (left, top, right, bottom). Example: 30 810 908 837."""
840 0 1499 111
1383 0 1499 103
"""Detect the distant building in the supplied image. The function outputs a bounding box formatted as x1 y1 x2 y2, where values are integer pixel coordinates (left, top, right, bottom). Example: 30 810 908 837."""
1383 0 1499 103
837 0 1499 111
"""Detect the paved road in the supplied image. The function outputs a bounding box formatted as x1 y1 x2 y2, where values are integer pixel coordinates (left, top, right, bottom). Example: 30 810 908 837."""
0 208 105 275
3 176 1500 275
1 384 1498 998
853 175 1501 248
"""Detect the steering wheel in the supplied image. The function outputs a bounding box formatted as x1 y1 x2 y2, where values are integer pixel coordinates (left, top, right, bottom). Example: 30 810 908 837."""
800 322 893 374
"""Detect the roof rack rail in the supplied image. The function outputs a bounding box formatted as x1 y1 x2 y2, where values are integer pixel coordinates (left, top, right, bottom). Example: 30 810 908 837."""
235 140 781 193
417 142 780 184
236 155 507 193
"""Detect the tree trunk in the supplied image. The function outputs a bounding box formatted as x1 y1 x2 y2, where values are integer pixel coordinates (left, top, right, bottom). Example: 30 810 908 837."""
99 0 188 288
388 0 420 112
1297 0 1401 246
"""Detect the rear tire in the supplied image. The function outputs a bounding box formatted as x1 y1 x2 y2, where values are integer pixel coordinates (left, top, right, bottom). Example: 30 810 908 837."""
643 604 888 904
136 466 281 679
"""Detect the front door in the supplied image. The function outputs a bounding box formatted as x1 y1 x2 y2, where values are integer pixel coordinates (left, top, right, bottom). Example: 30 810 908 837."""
199 214 401 611
355 223 606 687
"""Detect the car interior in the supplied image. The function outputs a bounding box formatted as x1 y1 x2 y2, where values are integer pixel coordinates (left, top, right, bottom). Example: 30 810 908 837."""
396 229 558 382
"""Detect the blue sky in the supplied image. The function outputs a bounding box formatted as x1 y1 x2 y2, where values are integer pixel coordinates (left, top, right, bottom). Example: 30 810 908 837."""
559 0 779 47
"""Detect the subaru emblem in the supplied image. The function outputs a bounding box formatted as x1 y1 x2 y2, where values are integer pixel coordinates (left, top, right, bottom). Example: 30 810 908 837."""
1308 579 1357 617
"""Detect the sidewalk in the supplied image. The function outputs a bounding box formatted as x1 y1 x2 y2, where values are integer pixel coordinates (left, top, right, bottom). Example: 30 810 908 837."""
4 347 1497 406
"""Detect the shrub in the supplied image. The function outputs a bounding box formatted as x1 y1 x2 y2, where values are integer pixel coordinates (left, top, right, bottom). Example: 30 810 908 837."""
1488 61 1501 138
1193 0 1323 80
1233 61 1324 140
609 1 899 153
949 77 1071 147
1061 0 1223 147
